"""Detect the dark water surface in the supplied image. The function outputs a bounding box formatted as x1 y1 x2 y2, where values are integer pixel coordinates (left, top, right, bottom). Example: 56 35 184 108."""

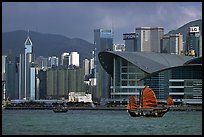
2 109 202 135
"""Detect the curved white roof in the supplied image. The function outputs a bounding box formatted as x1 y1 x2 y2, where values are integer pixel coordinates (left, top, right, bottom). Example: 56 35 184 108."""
98 51 195 76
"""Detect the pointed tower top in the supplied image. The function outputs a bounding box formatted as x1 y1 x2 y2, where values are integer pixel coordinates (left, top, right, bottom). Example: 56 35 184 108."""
25 30 32 46
27 29 30 37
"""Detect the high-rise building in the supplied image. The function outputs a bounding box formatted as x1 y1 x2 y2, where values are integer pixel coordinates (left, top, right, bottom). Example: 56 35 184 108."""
61 52 69 66
123 33 137 51
69 52 79 67
84 59 90 76
24 31 35 100
35 56 48 70
136 27 164 53
48 56 59 68
5 54 19 100
113 44 125 52
94 29 113 101
44 67 85 99
186 26 202 57
161 33 184 55
2 55 7 81
18 31 35 100
2 55 7 101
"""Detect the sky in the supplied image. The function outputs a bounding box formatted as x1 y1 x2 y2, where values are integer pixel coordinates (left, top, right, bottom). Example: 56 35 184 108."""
2 2 202 44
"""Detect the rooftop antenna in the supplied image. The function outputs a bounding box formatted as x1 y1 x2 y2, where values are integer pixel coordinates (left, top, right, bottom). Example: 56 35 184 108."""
111 16 114 43
27 29 30 38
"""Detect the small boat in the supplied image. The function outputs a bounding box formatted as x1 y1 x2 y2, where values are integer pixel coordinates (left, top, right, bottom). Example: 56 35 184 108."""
52 105 68 113
127 86 173 117
2 104 5 110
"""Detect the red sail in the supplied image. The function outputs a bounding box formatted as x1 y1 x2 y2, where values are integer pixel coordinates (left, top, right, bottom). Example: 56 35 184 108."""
140 86 158 108
128 95 137 110
167 95 173 106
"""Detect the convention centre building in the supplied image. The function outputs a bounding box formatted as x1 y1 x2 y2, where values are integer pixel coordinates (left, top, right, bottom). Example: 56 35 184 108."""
98 51 202 105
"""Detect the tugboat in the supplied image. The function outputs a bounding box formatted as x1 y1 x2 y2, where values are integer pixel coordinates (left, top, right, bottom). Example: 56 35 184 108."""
52 103 68 113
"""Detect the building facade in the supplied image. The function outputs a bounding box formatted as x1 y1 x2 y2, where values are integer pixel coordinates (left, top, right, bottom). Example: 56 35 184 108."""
61 52 69 66
98 51 202 105
69 52 79 67
161 33 184 55
48 56 59 68
186 26 202 57
94 29 113 102
38 67 86 99
136 27 164 53
123 33 137 51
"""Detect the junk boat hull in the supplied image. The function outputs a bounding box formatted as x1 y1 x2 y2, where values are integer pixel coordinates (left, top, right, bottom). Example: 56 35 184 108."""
128 107 169 117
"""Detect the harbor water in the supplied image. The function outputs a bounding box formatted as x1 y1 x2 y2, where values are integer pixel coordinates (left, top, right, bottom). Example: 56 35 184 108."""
2 109 202 135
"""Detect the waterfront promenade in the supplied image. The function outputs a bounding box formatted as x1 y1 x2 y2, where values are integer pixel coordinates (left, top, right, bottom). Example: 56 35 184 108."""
4 105 202 111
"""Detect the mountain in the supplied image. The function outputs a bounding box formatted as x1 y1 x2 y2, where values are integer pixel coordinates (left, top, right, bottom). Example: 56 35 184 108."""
2 30 95 64
166 19 202 42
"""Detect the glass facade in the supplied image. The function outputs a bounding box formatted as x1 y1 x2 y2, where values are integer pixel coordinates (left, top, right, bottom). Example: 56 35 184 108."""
94 29 113 101
112 57 147 103
110 56 202 105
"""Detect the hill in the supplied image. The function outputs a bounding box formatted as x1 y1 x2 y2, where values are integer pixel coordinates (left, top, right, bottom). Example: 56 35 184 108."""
166 19 202 42
2 30 95 64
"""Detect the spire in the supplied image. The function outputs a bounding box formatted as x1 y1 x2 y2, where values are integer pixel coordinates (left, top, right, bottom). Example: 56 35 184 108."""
24 29 32 46
27 29 30 37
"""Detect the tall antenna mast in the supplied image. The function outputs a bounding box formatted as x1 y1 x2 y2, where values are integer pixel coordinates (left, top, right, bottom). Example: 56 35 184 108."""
111 17 114 40
27 29 30 37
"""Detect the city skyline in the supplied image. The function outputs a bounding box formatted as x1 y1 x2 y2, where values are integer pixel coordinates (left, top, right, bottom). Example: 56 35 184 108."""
2 2 202 44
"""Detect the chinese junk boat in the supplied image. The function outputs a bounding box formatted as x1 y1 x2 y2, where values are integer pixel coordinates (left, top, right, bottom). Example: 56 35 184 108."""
127 86 173 117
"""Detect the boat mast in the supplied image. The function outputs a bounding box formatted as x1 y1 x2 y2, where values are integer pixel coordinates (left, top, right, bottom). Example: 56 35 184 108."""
139 87 143 108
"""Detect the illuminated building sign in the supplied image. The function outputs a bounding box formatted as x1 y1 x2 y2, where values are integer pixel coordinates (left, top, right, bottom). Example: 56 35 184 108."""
189 27 199 33
123 33 136 40
100 31 113 38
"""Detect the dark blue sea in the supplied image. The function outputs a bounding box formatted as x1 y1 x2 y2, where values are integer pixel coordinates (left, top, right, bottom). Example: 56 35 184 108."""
2 109 202 135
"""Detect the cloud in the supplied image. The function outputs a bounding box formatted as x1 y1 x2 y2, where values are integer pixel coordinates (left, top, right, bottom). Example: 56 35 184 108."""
2 2 202 44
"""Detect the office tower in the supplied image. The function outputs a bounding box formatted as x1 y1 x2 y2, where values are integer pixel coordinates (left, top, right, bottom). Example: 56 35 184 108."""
5 53 19 100
35 56 48 70
2 55 7 100
186 26 202 57
2 55 7 81
24 31 34 100
136 27 164 53
84 59 90 76
69 52 79 67
89 58 95 75
48 56 59 68
18 31 35 100
94 29 113 101
61 52 69 66
113 44 125 51
18 54 24 99
123 33 137 51
161 33 184 55
30 64 36 100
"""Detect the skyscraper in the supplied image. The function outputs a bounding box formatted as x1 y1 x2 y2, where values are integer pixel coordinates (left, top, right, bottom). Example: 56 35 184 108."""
94 29 113 101
69 52 79 67
18 31 35 100
61 52 69 66
136 27 164 53
123 33 137 51
161 33 184 55
186 26 202 57
24 31 33 100
48 56 59 68
2 55 7 101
